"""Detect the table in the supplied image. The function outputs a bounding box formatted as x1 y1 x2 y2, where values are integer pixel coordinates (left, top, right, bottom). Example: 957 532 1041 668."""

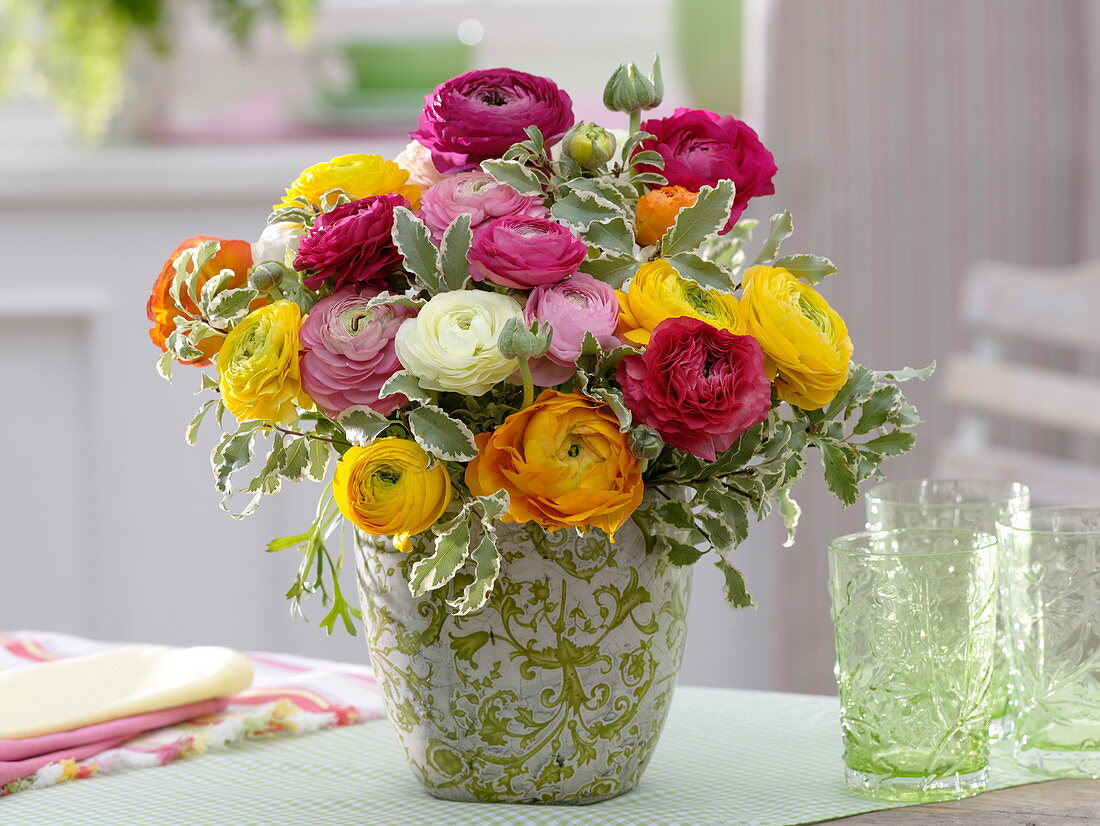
1 687 1096 825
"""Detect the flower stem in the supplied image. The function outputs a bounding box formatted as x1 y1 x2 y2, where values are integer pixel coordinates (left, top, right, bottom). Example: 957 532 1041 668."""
629 109 641 138
518 357 535 408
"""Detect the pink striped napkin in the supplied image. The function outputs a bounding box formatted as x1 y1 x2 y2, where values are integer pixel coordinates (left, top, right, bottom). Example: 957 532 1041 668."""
0 631 385 797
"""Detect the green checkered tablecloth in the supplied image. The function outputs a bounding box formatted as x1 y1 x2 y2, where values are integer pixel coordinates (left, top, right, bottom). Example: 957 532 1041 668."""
0 687 1044 826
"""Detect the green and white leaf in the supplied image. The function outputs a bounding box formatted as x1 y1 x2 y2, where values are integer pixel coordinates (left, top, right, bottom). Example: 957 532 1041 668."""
716 553 753 608
660 180 736 258
667 253 737 295
205 285 259 328
306 439 331 481
338 407 391 446
475 489 510 523
581 216 636 257
551 188 622 230
666 538 706 566
379 370 432 404
873 362 936 383
751 211 794 266
587 386 632 432
438 213 473 291
280 436 311 481
773 254 838 285
859 430 917 457
407 404 478 461
408 517 472 598
391 207 441 293
185 398 220 446
480 159 546 196
364 292 426 311
156 351 174 383
816 438 860 506
448 535 501 616
579 253 639 289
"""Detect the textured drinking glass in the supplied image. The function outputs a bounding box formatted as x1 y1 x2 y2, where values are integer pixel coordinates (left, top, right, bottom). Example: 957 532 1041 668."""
997 508 1100 778
829 529 998 802
865 479 1029 738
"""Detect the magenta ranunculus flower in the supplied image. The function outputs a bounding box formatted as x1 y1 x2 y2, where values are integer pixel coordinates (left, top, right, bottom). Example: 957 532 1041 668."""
411 68 575 174
294 194 407 291
418 171 546 242
468 216 587 290
524 274 621 385
617 316 772 461
298 288 414 418
636 108 777 226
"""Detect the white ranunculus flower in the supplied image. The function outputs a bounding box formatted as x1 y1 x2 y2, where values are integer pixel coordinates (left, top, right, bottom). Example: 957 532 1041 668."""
393 140 446 191
252 222 305 269
396 291 523 395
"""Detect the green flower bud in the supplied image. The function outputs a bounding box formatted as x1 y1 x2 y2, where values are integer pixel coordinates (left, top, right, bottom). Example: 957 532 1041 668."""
602 55 663 114
497 318 552 360
629 425 665 460
562 122 617 170
248 261 286 293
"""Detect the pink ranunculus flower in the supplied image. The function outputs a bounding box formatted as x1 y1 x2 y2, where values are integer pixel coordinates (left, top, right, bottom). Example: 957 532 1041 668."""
468 216 587 290
524 274 621 385
418 171 547 242
411 67 574 173
294 194 407 291
617 316 772 461
636 108 777 227
298 288 414 418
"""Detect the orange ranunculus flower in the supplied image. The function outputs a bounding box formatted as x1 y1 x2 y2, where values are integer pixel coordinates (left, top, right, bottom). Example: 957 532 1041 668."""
466 390 643 538
635 185 698 246
146 236 257 366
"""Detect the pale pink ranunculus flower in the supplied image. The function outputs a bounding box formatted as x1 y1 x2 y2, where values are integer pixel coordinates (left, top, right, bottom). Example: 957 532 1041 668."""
418 171 546 242
523 273 621 386
393 140 446 192
298 287 414 418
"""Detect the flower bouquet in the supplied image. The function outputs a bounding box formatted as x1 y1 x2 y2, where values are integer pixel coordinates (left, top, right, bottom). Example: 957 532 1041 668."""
149 57 928 804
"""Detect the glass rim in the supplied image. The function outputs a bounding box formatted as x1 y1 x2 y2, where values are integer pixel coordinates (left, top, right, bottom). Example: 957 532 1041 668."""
996 506 1100 536
829 527 998 559
865 478 1030 509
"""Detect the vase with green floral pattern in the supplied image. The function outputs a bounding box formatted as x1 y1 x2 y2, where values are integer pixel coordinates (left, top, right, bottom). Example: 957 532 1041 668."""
354 513 691 805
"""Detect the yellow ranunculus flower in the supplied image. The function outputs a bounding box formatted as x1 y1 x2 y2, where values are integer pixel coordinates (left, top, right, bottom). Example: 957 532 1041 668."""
740 265 853 410
217 301 311 425
276 154 421 212
333 438 452 552
616 259 743 346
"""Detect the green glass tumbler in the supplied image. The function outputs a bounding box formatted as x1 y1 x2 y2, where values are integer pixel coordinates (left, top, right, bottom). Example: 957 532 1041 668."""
996 508 1100 778
865 479 1029 738
829 528 998 802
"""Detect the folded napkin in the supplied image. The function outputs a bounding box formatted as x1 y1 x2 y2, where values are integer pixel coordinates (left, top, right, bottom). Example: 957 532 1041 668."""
0 632 386 798
0 698 228 786
0 645 253 741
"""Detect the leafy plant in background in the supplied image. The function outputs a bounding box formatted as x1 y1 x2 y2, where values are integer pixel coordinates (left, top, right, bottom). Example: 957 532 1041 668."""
147 56 931 635
0 0 316 142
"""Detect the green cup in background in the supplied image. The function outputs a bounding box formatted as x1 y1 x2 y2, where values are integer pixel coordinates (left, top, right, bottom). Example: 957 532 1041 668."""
829 528 998 802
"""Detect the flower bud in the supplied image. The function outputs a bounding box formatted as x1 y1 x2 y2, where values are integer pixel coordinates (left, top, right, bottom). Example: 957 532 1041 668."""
497 318 552 360
602 55 663 114
249 261 286 293
562 122 617 170
629 425 665 460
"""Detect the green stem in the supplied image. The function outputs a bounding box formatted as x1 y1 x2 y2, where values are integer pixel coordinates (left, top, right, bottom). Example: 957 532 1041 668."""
518 357 535 408
628 109 641 138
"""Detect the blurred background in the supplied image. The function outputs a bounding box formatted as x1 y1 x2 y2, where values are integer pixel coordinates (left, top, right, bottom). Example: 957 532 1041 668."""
1 0 1098 695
